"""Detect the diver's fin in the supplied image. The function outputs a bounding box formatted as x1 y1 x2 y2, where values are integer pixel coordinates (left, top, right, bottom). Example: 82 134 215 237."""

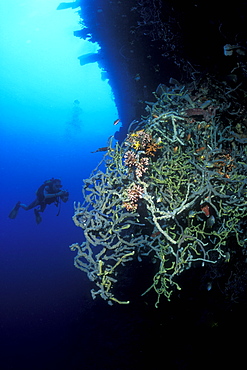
8 201 21 219
34 209 42 225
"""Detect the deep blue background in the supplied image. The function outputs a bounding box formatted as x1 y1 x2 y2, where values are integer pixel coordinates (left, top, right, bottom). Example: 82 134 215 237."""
0 2 121 368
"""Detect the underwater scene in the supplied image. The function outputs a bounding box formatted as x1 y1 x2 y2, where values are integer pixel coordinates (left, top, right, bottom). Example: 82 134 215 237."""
1 0 247 369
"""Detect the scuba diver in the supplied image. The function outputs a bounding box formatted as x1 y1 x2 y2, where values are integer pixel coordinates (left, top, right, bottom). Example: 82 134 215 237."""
8 178 69 224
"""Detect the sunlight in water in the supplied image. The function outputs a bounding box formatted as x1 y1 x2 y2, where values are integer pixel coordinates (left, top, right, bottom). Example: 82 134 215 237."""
0 0 117 138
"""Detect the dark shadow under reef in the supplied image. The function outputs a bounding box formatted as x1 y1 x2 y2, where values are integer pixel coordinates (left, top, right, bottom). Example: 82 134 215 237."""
74 0 247 141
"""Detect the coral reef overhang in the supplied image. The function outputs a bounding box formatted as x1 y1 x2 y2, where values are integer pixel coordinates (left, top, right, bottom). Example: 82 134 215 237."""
68 0 247 306
74 0 247 141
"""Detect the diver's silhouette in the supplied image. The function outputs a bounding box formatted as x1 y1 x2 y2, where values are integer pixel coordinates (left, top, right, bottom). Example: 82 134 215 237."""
9 178 69 224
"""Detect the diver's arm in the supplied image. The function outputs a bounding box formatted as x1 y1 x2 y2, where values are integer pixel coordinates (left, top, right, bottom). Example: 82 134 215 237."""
43 187 65 199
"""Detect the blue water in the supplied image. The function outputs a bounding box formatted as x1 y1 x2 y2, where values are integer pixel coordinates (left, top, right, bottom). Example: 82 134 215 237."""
0 1 119 367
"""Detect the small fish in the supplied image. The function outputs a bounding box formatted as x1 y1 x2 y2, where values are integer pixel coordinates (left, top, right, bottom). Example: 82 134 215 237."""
113 118 121 125
91 147 109 153
151 231 161 238
195 146 206 153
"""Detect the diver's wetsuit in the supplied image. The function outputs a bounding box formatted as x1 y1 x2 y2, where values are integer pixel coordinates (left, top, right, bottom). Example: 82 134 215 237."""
8 179 69 224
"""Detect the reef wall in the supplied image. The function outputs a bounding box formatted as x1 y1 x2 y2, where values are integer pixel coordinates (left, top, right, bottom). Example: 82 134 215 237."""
67 0 247 305
70 78 247 305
